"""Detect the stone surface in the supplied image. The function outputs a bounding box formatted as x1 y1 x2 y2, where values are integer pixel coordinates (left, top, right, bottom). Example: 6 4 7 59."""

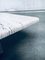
0 13 39 39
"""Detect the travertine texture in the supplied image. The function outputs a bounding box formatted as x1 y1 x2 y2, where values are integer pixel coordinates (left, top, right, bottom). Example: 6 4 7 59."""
0 13 39 39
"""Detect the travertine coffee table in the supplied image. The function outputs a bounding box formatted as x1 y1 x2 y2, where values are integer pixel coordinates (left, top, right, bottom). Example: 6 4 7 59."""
0 13 39 54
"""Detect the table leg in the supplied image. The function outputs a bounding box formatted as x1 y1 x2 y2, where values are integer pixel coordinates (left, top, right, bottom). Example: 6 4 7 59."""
0 41 3 55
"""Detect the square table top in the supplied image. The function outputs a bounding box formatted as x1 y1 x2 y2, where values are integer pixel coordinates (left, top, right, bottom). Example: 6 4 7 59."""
0 13 39 39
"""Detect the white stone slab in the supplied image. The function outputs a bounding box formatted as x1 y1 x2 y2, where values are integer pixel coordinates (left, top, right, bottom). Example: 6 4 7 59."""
0 13 39 39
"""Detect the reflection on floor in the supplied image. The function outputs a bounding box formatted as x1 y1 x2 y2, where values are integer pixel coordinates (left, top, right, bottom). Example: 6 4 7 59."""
0 12 45 60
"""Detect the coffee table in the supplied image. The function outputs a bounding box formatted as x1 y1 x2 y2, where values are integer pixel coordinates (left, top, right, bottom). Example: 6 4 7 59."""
0 13 39 54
